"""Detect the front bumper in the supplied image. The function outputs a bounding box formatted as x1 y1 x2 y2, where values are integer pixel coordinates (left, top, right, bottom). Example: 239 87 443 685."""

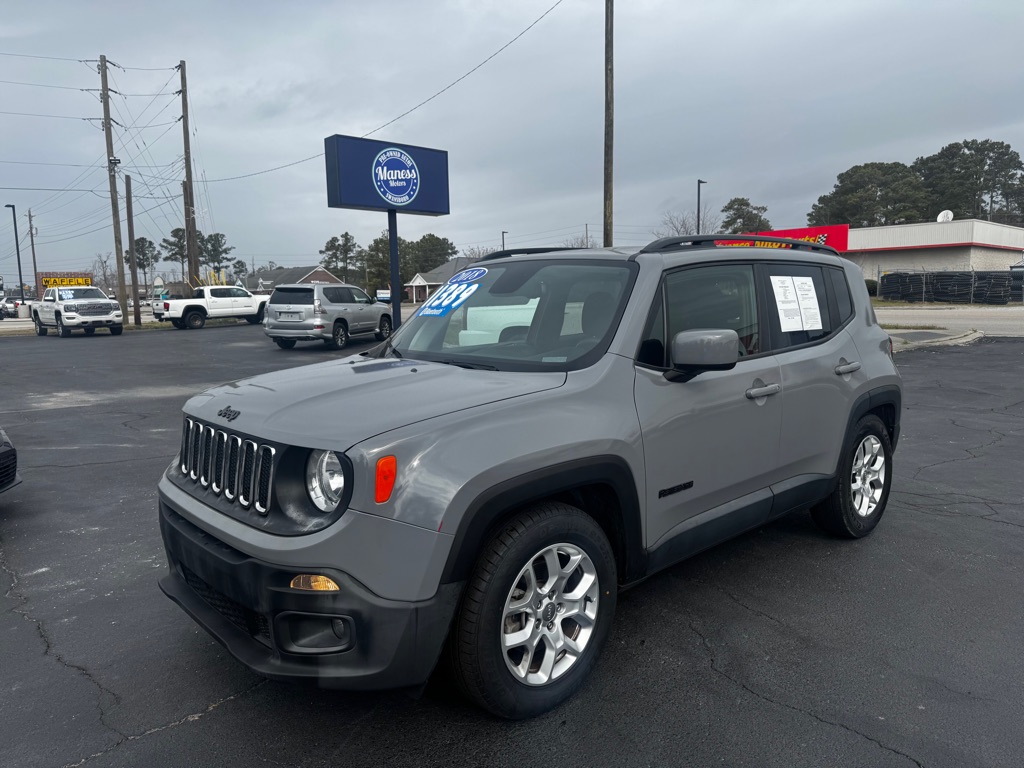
158 502 462 689
62 314 122 328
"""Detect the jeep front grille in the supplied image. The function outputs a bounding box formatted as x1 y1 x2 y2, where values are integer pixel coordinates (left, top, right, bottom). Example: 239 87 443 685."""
180 418 275 514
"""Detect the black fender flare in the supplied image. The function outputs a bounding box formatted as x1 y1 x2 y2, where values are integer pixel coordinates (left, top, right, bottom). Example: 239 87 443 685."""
841 384 902 467
440 455 646 586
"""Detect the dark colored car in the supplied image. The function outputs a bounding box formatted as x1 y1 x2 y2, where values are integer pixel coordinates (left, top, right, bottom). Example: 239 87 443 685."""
0 427 21 495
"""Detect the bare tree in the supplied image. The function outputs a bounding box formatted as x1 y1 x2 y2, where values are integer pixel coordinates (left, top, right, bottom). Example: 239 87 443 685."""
461 245 496 260
92 252 115 295
562 232 599 248
653 204 722 238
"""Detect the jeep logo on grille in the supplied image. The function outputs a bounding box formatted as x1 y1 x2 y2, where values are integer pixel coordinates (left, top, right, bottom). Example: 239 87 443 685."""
217 406 241 422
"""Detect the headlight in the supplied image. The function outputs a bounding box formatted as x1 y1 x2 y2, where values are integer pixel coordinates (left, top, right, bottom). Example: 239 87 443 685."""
64 303 78 312
306 449 345 512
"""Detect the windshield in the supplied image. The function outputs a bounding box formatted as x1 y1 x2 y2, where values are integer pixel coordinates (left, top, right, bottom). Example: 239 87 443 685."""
388 259 637 371
58 288 107 300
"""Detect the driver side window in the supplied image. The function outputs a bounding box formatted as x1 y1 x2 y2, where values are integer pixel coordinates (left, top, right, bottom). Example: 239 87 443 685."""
638 264 760 367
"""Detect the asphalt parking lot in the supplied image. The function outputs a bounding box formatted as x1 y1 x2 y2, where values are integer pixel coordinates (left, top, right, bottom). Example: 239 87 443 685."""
2 327 1023 768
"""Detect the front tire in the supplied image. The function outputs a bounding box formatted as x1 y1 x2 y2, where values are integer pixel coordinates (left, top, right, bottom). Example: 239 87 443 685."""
274 338 296 349
811 414 893 538
325 321 348 350
56 316 71 338
450 502 617 719
33 316 47 336
185 311 206 329
109 325 123 336
375 316 392 341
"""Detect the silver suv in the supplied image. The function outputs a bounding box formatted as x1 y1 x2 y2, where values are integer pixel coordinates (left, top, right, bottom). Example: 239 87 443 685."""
158 236 901 719
263 283 392 350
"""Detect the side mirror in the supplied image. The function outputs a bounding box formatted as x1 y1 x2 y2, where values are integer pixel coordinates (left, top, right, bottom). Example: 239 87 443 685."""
44 296 55 303
666 329 739 382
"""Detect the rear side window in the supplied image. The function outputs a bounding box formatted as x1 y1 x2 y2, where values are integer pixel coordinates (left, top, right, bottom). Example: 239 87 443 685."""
829 268 854 325
764 264 833 349
322 287 354 304
269 288 314 305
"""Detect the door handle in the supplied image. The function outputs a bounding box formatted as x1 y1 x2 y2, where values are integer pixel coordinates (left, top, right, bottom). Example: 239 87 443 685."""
834 361 861 375
745 383 781 399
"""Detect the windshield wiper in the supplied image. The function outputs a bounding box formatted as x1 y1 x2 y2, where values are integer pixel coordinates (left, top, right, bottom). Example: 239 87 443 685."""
378 334 402 359
436 359 498 371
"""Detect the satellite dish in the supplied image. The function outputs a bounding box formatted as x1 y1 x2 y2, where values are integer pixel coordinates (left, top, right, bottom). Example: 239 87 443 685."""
937 210 954 222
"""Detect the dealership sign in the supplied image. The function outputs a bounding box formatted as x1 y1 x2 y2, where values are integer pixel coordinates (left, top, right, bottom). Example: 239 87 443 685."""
324 135 449 216
720 224 850 252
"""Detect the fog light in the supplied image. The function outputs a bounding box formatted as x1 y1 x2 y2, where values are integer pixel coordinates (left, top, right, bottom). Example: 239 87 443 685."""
290 574 340 592
332 618 351 643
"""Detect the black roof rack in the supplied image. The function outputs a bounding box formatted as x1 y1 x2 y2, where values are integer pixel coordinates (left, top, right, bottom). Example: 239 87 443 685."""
638 234 840 257
479 246 586 262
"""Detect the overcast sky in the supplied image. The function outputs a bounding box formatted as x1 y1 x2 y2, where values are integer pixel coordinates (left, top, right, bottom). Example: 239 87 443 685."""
1 0 1022 283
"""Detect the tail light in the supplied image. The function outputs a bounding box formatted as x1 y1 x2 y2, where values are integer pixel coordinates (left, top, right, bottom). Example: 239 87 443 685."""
314 299 325 315
163 302 170 310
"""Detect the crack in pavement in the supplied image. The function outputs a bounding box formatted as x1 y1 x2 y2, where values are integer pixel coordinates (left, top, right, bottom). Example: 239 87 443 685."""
0 534 127 743
911 425 1011 481
895 499 1024 531
19 454 176 470
62 679 270 768
688 620 926 768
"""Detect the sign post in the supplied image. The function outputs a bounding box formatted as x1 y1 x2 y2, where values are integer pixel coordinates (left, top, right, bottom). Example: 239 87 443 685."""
324 135 450 330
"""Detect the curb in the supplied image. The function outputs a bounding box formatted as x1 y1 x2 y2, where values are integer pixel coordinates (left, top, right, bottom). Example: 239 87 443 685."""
892 329 983 352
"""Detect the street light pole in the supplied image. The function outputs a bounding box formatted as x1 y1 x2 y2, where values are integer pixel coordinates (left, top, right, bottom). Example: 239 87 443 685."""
501 231 508 250
4 204 26 303
696 179 707 234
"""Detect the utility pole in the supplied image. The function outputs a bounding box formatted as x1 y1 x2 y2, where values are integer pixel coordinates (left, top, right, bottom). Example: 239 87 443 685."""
27 209 39 297
99 55 128 315
125 175 141 326
181 180 191 284
602 0 614 247
179 60 200 285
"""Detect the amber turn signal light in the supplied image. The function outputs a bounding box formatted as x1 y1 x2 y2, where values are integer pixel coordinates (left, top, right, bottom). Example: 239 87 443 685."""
290 574 340 592
375 455 397 503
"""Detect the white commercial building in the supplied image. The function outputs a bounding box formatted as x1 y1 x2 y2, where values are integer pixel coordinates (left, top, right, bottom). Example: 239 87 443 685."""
843 220 1024 279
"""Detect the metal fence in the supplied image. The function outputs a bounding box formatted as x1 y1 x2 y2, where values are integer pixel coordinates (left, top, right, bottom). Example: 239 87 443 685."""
879 270 1024 304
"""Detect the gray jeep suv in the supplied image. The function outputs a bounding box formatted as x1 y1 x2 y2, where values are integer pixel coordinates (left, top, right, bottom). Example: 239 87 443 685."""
263 283 392 350
158 236 901 719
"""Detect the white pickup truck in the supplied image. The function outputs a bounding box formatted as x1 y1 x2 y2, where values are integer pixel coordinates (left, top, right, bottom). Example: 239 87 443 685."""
154 286 270 329
33 286 123 337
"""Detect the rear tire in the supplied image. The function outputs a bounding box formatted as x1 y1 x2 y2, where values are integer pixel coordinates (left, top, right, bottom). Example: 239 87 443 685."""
450 502 617 719
246 306 264 324
375 316 392 341
56 316 71 338
325 321 348 350
811 414 893 539
109 325 123 336
185 311 205 329
33 315 47 336
274 338 296 350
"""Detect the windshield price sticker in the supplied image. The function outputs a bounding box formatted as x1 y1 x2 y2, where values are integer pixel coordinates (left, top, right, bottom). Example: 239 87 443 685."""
59 290 76 301
770 276 823 332
418 282 480 318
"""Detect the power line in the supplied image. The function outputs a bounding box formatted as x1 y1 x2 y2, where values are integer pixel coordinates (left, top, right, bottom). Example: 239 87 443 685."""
0 79 93 91
203 0 565 184
365 0 565 137
0 109 100 121
0 186 107 192
0 51 96 63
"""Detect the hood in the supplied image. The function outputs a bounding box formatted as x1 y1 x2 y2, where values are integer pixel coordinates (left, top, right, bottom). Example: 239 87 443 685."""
183 356 566 449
